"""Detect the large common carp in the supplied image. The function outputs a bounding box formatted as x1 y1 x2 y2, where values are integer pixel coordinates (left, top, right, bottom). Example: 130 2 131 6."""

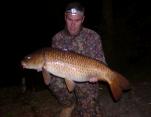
21 47 130 101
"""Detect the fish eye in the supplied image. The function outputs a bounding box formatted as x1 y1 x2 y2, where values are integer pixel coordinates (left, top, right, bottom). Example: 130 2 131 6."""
26 56 31 59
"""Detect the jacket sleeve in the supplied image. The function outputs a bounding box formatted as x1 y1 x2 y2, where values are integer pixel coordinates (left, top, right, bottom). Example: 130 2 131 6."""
86 33 107 64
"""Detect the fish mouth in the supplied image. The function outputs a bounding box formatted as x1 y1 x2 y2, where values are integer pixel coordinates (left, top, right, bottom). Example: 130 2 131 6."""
21 61 27 68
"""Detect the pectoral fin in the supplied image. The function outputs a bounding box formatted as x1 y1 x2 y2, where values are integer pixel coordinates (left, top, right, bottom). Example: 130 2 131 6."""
42 68 51 85
65 79 75 92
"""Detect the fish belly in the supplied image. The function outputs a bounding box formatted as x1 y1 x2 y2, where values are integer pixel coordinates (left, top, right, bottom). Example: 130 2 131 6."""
44 61 90 82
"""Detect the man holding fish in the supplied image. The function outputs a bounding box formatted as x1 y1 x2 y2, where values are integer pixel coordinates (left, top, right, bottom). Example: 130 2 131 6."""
48 2 107 117
21 1 130 117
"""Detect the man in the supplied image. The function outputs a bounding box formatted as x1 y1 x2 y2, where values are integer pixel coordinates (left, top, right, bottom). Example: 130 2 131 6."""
44 2 107 117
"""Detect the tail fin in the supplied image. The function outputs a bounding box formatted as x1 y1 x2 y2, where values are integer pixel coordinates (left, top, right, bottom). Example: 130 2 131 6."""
108 71 130 101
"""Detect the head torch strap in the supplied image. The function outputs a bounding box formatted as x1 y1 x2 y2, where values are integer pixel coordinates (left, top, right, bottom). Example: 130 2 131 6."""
66 8 84 16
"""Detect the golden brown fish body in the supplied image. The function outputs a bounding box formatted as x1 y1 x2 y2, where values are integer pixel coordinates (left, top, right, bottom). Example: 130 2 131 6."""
21 48 130 101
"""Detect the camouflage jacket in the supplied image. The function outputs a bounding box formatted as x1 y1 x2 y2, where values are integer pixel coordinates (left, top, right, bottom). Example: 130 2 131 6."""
51 27 106 64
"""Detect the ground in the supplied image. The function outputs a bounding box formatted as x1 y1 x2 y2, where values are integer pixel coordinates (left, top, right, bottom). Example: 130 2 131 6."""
0 67 151 117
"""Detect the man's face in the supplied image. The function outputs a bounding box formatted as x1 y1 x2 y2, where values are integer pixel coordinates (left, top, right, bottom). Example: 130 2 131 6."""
65 13 84 36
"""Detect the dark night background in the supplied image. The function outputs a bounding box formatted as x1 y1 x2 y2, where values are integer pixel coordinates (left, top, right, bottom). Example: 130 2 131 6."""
1 0 151 87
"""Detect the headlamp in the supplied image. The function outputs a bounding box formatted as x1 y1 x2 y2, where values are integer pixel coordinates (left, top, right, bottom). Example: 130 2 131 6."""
66 8 84 16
